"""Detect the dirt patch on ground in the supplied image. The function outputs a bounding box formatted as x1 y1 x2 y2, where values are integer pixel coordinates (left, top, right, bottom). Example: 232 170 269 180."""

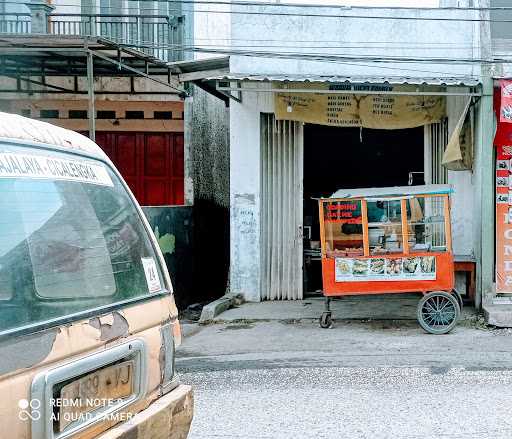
219 324 255 331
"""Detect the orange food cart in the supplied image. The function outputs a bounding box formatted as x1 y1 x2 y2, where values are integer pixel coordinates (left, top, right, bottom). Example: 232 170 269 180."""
318 184 461 334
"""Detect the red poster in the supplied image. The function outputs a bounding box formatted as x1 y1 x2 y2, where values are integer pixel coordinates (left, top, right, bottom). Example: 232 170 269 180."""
495 86 512 292
500 80 512 123
495 144 512 293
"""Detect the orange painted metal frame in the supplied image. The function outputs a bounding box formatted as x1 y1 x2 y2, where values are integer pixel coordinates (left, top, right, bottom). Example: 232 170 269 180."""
319 193 454 296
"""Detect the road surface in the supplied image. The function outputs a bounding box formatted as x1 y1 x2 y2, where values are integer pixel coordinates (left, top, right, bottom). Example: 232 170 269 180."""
177 320 512 439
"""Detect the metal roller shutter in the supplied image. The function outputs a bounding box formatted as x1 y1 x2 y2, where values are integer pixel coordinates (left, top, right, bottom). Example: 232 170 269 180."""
261 114 304 300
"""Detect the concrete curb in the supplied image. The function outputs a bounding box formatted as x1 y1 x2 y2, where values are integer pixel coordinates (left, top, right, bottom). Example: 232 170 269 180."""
483 304 512 327
199 295 234 323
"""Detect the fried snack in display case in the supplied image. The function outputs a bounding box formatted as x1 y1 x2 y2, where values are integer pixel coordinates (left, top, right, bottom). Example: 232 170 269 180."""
318 185 459 334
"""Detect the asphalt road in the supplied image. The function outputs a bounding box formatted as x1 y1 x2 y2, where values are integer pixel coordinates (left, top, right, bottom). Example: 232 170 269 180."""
177 320 512 439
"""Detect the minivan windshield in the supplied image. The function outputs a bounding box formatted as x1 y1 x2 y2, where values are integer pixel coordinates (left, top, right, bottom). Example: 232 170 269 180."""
0 144 165 335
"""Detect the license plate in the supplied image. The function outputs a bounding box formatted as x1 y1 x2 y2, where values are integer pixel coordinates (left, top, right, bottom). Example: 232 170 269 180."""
58 361 134 432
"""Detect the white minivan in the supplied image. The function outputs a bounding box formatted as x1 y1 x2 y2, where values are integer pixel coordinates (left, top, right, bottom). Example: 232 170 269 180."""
0 112 193 439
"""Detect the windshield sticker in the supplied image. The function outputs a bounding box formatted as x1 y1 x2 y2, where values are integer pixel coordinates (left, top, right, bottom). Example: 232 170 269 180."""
141 257 162 293
0 152 113 186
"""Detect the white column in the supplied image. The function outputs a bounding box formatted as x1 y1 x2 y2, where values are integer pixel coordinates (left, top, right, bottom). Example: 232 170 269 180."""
229 93 264 302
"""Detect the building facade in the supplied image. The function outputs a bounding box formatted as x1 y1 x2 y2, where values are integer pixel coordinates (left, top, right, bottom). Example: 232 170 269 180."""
0 0 231 309
184 0 504 320
0 0 188 206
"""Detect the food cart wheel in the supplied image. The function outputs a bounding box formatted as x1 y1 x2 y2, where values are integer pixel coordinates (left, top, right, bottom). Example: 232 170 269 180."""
452 290 463 312
320 312 332 329
417 291 460 335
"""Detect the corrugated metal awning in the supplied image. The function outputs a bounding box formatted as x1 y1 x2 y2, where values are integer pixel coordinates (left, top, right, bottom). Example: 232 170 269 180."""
168 56 230 77
209 73 480 87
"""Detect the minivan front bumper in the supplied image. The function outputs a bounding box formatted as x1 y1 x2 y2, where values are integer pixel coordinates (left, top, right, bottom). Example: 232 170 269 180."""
96 385 194 439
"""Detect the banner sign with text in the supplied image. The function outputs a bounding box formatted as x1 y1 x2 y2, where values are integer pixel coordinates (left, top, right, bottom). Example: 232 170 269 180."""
275 83 446 129
495 143 512 293
0 152 113 186
495 85 512 293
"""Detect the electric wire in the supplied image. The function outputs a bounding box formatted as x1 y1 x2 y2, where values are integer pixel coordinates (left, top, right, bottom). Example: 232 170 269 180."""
12 0 512 12
76 37 509 65
84 41 487 77
6 1 512 23
1 1 508 77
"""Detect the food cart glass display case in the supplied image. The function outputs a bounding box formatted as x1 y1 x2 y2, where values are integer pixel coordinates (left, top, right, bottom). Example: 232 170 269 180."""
318 185 461 334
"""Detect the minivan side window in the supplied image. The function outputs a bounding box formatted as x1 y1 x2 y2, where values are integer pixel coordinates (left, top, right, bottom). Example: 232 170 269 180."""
0 145 166 335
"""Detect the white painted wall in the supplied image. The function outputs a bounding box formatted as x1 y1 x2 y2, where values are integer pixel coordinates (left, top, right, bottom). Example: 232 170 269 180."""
3 1 28 13
229 84 272 301
446 94 476 257
192 0 231 61
51 0 81 14
229 5 479 79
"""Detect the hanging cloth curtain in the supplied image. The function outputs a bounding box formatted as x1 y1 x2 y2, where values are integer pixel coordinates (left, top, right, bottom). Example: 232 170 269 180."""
442 99 473 171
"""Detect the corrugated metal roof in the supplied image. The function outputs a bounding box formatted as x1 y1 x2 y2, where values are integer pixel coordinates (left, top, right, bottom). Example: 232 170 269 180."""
210 74 480 86
0 35 175 78
0 112 108 161
329 184 453 199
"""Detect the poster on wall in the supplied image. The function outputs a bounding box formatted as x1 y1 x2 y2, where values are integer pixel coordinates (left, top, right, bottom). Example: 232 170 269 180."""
274 82 446 129
334 256 437 282
495 143 512 293
500 80 512 123
495 83 512 293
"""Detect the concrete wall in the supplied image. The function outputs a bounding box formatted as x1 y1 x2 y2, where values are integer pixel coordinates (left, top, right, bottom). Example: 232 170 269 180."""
229 5 480 78
490 0 512 40
229 85 272 302
143 206 194 310
51 0 81 14
0 98 184 132
446 94 476 257
189 87 230 208
192 0 231 61
187 85 231 302
489 0 512 77
2 1 28 13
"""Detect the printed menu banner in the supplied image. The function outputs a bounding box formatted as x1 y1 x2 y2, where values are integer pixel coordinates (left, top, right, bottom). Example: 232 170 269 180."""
500 79 512 123
335 256 437 282
275 82 446 129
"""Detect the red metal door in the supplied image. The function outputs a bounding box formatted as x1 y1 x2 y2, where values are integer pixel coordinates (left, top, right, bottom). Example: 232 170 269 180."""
94 132 184 206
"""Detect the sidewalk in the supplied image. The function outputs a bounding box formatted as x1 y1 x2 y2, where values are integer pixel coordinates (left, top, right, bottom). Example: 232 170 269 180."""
208 294 478 323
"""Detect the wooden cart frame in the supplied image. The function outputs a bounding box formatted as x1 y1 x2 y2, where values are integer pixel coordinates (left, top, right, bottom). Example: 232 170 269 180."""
317 186 461 334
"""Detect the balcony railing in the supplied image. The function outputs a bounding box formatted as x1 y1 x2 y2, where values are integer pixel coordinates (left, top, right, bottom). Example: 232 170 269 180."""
0 12 184 62
0 13 31 34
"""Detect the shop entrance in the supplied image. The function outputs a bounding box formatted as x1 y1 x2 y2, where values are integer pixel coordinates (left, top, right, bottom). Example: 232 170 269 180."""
303 124 425 295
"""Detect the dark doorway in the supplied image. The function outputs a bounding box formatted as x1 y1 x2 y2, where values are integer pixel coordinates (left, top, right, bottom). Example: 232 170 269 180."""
302 124 425 295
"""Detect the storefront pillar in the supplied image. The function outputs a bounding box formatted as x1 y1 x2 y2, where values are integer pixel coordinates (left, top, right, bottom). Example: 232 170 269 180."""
229 97 263 302
476 76 495 309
